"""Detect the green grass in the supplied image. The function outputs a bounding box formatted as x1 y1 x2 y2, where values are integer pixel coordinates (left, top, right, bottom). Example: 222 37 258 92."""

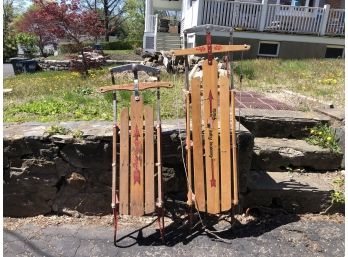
234 58 344 108
4 66 184 122
3 59 344 123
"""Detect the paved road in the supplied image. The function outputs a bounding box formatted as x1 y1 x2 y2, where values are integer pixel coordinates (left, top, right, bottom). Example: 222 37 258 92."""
3 214 344 257
3 63 15 78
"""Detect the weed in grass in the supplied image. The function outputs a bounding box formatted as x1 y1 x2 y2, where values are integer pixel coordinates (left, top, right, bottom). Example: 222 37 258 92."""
45 125 72 136
72 130 84 139
331 177 344 204
331 191 344 204
305 124 341 153
74 87 93 95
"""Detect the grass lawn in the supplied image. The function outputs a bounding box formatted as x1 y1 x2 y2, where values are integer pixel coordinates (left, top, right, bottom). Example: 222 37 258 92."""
3 59 344 123
238 59 344 109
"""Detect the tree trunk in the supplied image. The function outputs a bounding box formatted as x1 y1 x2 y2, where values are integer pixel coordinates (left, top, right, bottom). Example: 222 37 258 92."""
80 48 89 77
104 1 109 42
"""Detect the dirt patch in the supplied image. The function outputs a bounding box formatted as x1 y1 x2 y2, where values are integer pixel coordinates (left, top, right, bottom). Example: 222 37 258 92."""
4 213 344 231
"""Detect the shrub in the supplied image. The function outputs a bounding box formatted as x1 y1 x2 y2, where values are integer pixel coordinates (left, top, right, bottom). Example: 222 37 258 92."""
4 35 18 62
100 40 142 50
59 43 84 54
16 33 38 58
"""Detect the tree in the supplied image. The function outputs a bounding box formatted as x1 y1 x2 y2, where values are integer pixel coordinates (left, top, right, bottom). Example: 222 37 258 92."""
15 5 58 56
35 0 105 75
3 0 18 61
123 0 145 41
83 0 126 41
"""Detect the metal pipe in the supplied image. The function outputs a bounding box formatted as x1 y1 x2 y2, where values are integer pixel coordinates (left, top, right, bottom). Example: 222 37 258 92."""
231 90 239 206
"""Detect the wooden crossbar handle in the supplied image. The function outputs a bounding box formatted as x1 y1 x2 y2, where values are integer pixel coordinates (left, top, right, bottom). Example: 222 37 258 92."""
170 44 250 56
100 82 173 93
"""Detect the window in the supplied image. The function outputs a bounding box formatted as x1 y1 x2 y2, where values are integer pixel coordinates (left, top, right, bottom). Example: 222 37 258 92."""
325 46 344 58
258 41 280 57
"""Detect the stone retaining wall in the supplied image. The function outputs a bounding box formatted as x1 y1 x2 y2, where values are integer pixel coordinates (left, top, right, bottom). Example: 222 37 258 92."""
3 121 253 217
38 60 70 71
37 59 142 72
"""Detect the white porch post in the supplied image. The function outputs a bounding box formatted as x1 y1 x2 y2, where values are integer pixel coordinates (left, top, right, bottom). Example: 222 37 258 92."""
145 0 153 32
259 0 269 32
319 4 330 36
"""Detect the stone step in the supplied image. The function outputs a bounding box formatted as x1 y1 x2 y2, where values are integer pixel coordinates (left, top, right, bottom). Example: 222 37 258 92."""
252 137 343 171
236 108 330 139
243 170 343 213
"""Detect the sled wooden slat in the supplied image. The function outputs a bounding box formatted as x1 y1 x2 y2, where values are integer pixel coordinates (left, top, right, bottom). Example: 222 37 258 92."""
130 95 144 216
119 108 130 215
171 44 250 56
100 82 173 93
202 59 220 214
144 105 155 214
219 76 232 212
191 77 206 212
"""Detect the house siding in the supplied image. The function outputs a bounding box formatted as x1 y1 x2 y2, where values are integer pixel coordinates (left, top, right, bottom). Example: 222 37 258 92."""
195 35 336 59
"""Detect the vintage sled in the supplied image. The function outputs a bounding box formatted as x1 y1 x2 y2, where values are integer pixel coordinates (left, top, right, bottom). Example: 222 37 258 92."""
100 64 173 243
171 25 250 215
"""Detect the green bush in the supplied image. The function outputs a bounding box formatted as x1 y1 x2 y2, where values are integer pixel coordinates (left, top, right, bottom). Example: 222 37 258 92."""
16 33 38 58
100 40 142 50
59 43 84 54
4 35 18 62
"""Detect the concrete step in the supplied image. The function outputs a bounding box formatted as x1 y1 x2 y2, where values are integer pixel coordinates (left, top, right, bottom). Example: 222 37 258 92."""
157 45 181 51
157 32 181 38
236 108 330 139
243 170 344 213
252 137 343 171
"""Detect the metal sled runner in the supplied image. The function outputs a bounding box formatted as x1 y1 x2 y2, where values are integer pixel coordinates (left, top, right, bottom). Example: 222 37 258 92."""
100 64 172 244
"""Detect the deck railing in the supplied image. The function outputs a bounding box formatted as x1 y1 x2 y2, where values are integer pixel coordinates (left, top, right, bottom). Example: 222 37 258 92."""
264 5 325 35
202 0 262 30
326 9 345 36
189 0 344 37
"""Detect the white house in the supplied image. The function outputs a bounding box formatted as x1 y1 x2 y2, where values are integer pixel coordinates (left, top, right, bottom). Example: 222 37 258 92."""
143 0 345 58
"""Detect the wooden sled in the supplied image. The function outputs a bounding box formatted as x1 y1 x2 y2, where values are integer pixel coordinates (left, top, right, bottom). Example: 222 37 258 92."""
100 64 173 244
171 25 250 215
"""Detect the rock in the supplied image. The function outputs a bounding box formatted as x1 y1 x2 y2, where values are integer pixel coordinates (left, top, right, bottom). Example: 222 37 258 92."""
4 183 56 217
243 170 342 213
4 138 32 158
60 141 111 170
134 47 142 55
236 108 330 139
67 172 86 188
53 184 111 215
54 157 72 177
333 126 345 168
252 137 343 171
11 159 60 186
142 51 155 58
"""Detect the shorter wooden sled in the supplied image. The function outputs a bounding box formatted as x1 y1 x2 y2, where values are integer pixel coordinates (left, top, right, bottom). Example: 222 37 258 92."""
100 64 173 244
